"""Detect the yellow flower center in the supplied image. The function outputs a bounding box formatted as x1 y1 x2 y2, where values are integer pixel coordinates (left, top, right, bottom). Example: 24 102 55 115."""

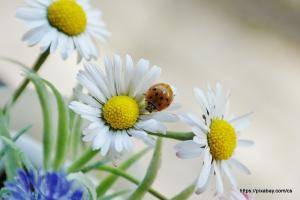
207 119 237 160
47 0 87 36
103 96 139 130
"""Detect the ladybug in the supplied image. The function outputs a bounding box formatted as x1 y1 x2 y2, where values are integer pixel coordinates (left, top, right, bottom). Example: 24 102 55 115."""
145 83 174 112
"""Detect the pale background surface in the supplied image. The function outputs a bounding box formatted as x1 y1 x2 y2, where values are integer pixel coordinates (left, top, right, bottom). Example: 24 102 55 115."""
1 0 300 199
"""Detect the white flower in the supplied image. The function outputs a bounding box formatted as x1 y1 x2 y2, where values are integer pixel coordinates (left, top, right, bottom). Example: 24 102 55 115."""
16 0 110 61
70 55 179 161
175 83 253 195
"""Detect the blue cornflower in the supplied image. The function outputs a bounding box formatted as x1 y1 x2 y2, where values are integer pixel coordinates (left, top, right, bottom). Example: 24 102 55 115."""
2 169 88 200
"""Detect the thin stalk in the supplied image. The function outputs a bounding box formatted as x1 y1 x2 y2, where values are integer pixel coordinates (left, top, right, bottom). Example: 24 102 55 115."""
97 166 168 200
67 148 99 173
11 49 50 105
171 183 196 200
148 131 194 141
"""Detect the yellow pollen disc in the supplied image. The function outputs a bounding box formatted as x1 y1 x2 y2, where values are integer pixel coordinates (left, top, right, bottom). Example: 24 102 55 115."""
103 96 139 130
47 0 87 36
207 119 237 160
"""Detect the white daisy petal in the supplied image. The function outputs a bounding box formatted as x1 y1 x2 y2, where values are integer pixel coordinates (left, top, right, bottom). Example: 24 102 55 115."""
134 65 161 100
140 112 178 122
214 161 224 194
179 113 208 132
230 112 252 132
166 102 181 111
104 56 117 96
114 133 124 152
193 136 207 146
82 131 98 142
77 71 106 102
113 55 123 95
101 132 112 156
39 28 55 52
129 130 155 147
238 139 254 147
129 58 150 97
229 158 251 175
196 150 213 194
174 140 203 151
192 126 207 138
122 55 134 94
83 62 110 98
16 7 47 20
22 25 49 46
136 119 167 134
221 161 237 188
76 93 100 108
122 132 133 152
91 127 109 150
194 87 209 114
69 101 100 117
175 141 204 159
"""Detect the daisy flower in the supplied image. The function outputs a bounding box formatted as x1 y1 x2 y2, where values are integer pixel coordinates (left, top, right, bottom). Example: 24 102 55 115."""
2 169 88 200
69 55 178 160
175 83 253 195
16 0 110 61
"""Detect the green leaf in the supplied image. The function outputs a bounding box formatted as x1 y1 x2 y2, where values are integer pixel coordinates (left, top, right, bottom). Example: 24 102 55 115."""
0 136 33 171
70 114 82 160
67 148 99 173
42 79 70 170
81 158 110 173
128 138 162 200
0 125 32 159
0 49 50 106
96 148 150 198
0 112 20 179
171 183 196 200
97 166 167 200
26 72 53 170
101 189 130 200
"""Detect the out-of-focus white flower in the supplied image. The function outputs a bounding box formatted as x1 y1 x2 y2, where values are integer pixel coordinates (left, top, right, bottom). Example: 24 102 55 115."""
16 0 110 61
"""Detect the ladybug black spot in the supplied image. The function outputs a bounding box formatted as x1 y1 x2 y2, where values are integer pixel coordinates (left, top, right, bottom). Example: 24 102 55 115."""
153 88 157 91
155 92 159 96
158 104 162 106
160 97 163 100
149 96 153 99
166 98 169 102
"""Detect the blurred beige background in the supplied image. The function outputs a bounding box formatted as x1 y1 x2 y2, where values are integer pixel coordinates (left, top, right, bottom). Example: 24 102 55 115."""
1 0 300 199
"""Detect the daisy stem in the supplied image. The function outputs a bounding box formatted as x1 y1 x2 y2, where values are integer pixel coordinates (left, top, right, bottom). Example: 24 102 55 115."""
67 148 99 173
10 49 50 106
148 131 194 141
97 166 168 200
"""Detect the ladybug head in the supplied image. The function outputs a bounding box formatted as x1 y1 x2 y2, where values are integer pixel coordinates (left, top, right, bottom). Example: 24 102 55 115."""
145 102 156 113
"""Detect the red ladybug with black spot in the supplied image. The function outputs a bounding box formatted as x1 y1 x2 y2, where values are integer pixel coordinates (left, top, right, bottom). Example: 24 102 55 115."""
145 83 174 112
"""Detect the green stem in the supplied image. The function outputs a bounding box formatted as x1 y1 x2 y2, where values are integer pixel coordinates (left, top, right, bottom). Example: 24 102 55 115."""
98 166 168 200
171 183 196 200
70 114 82 160
148 131 194 141
67 148 98 173
128 138 162 200
11 49 50 105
